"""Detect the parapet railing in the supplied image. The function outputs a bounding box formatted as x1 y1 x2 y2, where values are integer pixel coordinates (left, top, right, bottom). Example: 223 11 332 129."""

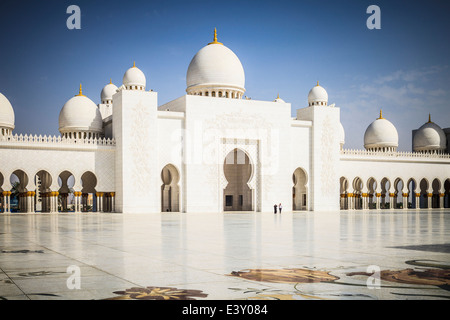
0 134 115 147
340 148 450 159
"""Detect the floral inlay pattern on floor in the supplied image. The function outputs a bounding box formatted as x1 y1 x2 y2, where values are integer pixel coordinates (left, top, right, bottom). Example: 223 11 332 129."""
106 286 208 300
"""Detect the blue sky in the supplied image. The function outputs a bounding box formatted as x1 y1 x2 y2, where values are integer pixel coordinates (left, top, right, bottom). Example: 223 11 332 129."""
0 0 449 151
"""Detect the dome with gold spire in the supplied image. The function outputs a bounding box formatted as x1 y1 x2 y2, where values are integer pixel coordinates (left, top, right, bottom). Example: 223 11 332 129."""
413 114 446 152
364 110 398 152
123 62 146 90
186 28 245 99
101 79 118 104
308 81 328 106
59 84 103 139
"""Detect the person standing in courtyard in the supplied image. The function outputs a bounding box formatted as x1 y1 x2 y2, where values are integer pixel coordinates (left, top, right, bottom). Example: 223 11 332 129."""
274 204 277 214
279 203 282 214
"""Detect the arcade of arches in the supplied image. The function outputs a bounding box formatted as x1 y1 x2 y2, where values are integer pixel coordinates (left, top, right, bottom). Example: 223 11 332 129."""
340 176 450 210
0 170 115 213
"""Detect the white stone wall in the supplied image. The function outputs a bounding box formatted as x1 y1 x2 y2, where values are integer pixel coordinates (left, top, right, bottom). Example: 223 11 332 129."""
290 120 312 210
157 111 184 211
113 90 159 213
297 105 341 211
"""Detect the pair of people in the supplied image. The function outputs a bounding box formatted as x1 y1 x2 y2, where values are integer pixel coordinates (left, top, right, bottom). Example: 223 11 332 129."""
273 203 282 214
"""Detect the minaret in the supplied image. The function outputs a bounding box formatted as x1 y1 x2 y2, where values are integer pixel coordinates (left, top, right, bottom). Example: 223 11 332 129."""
113 66 159 213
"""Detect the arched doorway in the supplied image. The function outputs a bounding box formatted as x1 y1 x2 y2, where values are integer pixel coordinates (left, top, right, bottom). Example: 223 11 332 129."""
223 148 253 211
340 176 349 209
161 164 180 212
35 170 53 212
367 177 377 209
381 178 391 209
432 178 441 208
58 171 75 212
10 170 29 213
419 178 429 208
81 171 97 212
352 177 363 209
293 168 308 211
394 178 404 209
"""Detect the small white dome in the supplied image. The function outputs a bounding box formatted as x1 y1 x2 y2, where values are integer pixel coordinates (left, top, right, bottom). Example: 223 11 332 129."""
0 92 15 130
339 122 345 146
59 85 103 134
413 116 446 152
308 82 328 106
123 62 146 89
186 29 245 96
364 111 398 150
101 80 118 103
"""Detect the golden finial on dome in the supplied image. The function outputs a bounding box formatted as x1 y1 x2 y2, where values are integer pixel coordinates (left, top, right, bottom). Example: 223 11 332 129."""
109 78 112 84
277 93 280 99
133 61 136 68
428 113 432 123
208 28 223 45
76 83 85 97
378 109 383 119
316 81 319 86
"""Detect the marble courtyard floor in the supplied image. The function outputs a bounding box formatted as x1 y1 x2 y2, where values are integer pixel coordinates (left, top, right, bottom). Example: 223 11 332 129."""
0 210 449 300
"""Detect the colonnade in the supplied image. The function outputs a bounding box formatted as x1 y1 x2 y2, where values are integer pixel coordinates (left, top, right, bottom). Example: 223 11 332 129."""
0 190 115 213
340 191 448 210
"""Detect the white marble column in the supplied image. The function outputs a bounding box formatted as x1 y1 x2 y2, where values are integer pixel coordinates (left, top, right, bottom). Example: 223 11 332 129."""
427 193 432 209
375 193 381 210
402 193 408 210
111 193 115 212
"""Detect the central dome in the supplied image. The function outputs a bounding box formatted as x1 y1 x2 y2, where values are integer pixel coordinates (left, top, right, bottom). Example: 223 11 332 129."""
186 29 245 98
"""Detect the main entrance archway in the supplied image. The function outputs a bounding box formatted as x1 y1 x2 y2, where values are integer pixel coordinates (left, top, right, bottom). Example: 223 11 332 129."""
223 148 253 211
161 164 180 212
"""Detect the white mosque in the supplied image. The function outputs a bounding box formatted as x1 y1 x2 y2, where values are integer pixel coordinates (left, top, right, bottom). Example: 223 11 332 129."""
0 30 449 214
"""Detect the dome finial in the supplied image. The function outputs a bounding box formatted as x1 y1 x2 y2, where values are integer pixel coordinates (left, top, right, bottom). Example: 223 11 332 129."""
428 113 432 123
76 83 85 97
378 109 383 119
133 61 136 68
316 81 319 86
277 93 280 99
208 28 223 45
109 78 112 84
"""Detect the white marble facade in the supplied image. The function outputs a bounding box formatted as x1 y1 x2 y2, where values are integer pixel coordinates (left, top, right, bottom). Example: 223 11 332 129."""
0 30 449 214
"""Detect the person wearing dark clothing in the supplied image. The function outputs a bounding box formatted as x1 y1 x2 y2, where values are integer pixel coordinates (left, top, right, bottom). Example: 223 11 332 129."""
279 203 282 214
274 204 277 214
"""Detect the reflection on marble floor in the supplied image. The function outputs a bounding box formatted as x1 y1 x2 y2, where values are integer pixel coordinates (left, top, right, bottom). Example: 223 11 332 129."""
0 210 449 300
